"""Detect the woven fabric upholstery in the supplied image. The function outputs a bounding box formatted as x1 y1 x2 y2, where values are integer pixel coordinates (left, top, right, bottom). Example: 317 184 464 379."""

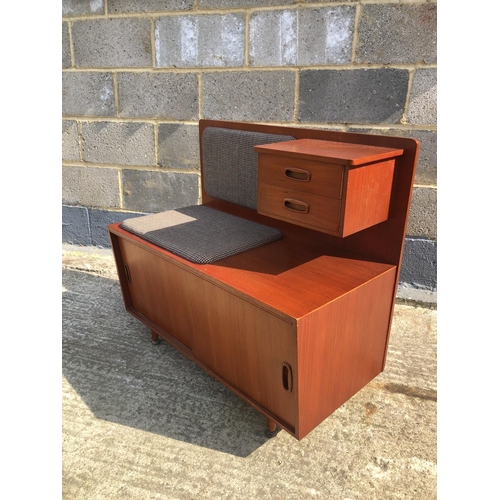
202 127 296 209
121 205 282 264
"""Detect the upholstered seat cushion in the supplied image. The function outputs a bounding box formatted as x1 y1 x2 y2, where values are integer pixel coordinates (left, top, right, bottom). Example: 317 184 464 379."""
120 205 282 264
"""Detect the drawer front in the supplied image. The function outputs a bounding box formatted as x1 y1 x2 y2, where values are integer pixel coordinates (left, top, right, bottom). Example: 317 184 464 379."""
258 153 344 199
258 183 342 234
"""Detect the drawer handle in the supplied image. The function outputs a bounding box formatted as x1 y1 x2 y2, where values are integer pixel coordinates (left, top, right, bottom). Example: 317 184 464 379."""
123 262 132 283
284 168 311 182
282 363 293 392
283 198 309 214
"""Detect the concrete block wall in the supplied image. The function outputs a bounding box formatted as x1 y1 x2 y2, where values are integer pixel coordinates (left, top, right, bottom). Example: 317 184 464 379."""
62 0 437 291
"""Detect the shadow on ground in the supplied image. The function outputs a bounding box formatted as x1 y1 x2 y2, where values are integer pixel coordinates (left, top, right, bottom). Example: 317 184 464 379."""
62 268 272 458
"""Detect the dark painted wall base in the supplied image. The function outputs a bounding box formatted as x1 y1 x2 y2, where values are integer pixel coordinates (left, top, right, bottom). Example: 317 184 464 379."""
63 205 146 247
62 205 437 291
400 237 437 291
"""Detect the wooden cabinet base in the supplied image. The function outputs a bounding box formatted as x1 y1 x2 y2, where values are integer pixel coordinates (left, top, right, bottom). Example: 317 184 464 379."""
109 224 397 440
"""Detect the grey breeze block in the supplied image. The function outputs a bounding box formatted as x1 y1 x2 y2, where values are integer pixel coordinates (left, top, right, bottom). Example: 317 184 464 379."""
121 205 283 264
202 127 296 209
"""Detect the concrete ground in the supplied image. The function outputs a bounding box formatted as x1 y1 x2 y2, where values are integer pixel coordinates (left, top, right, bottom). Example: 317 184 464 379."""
62 245 437 500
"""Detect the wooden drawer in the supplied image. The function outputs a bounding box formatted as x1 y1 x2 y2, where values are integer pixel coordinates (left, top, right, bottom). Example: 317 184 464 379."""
258 153 344 199
256 139 403 237
258 183 342 234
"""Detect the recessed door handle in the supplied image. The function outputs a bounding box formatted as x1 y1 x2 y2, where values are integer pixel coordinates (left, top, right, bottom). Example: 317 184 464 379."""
282 362 293 392
123 262 132 283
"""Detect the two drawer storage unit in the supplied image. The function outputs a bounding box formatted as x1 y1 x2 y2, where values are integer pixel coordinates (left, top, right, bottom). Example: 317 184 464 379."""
256 138 402 237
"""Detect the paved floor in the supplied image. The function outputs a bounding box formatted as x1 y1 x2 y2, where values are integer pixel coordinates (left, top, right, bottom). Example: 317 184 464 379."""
62 246 437 499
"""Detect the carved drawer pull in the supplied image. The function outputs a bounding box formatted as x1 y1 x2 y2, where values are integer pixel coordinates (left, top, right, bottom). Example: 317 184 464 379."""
284 168 311 182
283 198 310 214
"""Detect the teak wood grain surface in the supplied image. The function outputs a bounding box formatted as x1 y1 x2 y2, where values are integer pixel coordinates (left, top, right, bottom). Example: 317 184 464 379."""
108 120 419 440
257 153 345 199
254 138 404 166
109 220 395 321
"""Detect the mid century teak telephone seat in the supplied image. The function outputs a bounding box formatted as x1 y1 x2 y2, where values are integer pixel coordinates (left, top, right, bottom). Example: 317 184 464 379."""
108 120 419 441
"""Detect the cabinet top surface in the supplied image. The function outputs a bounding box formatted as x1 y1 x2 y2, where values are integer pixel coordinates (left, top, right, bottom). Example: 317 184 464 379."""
110 220 396 321
254 139 404 166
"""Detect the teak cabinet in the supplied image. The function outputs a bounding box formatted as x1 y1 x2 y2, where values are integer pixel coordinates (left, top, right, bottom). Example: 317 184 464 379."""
108 120 419 441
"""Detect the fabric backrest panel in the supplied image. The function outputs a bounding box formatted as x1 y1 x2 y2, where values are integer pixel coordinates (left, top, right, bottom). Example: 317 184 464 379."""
202 127 296 209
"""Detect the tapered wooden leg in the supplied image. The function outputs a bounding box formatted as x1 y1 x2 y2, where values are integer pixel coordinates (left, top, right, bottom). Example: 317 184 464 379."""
151 329 160 344
265 418 279 438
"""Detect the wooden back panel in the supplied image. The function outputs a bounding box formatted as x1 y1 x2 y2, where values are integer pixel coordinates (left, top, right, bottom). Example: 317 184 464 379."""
199 119 418 267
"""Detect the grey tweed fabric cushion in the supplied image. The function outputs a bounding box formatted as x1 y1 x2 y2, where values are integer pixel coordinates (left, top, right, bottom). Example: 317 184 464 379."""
121 205 282 264
202 127 295 209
